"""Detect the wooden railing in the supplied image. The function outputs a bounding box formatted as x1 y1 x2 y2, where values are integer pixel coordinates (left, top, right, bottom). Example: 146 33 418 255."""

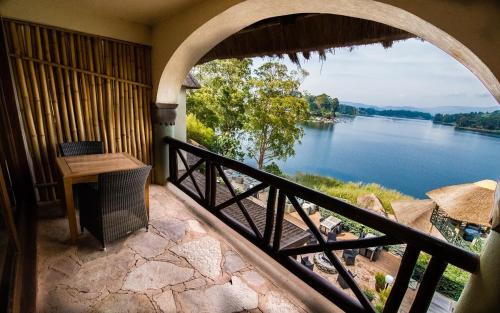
165 136 479 313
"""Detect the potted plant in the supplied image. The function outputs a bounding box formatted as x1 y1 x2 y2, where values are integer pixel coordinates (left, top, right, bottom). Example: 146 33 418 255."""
375 272 386 292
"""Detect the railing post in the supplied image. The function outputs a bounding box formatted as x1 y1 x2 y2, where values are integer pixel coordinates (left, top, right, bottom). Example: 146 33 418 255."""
205 161 217 208
168 142 178 182
273 191 286 252
264 186 277 247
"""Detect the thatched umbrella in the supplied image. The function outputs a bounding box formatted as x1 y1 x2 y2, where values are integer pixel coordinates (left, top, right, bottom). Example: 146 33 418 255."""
391 199 444 239
357 193 386 215
426 181 497 226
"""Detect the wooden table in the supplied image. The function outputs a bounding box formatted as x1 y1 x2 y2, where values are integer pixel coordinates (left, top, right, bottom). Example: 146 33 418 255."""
56 153 149 243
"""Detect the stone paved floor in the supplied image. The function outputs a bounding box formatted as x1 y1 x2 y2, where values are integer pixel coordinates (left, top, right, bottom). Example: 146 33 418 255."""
37 185 306 313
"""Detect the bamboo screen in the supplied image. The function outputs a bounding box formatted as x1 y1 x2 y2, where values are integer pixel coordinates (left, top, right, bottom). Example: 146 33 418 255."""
4 20 153 202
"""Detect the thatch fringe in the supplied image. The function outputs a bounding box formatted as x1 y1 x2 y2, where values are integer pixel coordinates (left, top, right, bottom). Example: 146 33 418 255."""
4 19 153 203
199 14 415 64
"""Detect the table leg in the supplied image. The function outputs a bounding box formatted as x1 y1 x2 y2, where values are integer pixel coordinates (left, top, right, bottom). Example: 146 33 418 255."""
63 178 78 243
145 182 150 218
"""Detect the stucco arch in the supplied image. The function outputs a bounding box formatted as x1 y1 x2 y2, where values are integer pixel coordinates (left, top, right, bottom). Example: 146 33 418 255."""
153 0 500 106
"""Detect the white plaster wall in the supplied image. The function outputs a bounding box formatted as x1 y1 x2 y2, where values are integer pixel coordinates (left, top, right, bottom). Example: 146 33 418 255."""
0 0 151 45
175 88 187 142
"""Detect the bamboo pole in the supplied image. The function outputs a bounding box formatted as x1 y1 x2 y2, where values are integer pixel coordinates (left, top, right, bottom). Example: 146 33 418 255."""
112 42 122 151
124 46 136 157
69 33 86 140
25 25 57 199
41 28 63 144
104 41 115 153
76 35 92 140
86 37 101 140
131 47 142 160
9 23 47 200
35 26 60 196
118 44 128 153
80 35 95 140
51 29 72 142
94 38 108 151
60 33 78 141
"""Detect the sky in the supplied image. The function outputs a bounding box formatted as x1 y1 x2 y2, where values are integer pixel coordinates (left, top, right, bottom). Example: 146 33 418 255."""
252 38 498 109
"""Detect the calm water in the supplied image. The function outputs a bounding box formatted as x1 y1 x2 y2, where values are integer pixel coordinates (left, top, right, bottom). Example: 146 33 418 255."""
262 116 500 198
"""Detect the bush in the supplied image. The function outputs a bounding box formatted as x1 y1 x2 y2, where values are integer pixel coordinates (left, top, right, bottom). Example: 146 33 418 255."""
263 162 284 176
375 272 386 292
363 288 375 302
186 114 215 149
412 253 470 301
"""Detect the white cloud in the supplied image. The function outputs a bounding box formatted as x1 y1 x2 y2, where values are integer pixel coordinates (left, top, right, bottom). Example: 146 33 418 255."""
252 39 498 108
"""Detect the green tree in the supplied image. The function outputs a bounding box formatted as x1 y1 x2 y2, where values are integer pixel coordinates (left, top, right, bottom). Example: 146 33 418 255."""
187 59 253 159
246 62 309 169
186 113 215 149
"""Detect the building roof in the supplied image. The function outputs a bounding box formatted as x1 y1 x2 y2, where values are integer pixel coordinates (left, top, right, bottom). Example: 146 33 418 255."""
426 182 496 226
182 73 201 89
199 14 414 64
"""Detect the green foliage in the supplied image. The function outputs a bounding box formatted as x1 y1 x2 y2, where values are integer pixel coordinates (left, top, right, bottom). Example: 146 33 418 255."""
375 304 384 313
433 110 500 131
305 93 340 118
263 162 284 176
413 253 470 300
246 62 310 169
187 59 253 158
375 272 386 291
186 114 215 149
358 108 432 120
292 173 412 213
363 288 376 302
337 104 358 116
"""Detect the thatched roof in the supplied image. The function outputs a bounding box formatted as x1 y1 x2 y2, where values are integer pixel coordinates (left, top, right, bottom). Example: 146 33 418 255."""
357 193 385 215
199 14 414 64
391 199 443 239
426 182 496 226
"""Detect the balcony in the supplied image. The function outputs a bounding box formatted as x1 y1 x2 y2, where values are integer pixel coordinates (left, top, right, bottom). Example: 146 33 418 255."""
34 138 480 313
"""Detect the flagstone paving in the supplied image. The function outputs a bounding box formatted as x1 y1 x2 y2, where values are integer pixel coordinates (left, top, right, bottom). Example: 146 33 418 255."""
37 185 305 313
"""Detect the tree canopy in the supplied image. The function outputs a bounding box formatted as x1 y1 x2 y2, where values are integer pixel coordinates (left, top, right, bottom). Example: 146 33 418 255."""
187 59 309 169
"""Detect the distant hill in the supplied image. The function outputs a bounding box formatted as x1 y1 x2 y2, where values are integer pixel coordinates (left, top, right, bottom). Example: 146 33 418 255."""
340 101 498 115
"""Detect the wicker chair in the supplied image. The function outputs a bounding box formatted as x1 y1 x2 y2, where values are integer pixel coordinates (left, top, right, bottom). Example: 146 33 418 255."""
79 166 151 250
59 141 104 156
59 141 104 211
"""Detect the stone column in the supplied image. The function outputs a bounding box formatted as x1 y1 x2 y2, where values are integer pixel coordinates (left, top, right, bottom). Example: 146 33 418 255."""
455 180 500 313
152 102 177 185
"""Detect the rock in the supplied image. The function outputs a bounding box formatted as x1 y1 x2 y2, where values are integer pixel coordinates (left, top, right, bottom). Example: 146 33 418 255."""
67 249 135 293
39 286 101 313
123 261 194 292
126 231 170 258
170 237 222 279
223 251 246 273
152 218 186 241
92 293 155 313
187 219 207 234
49 255 81 277
356 194 385 215
241 270 268 292
178 276 258 313
262 292 300 313
153 290 177 313
184 277 206 289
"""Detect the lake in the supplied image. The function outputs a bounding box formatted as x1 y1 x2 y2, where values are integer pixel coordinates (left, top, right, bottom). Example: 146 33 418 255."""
259 116 500 198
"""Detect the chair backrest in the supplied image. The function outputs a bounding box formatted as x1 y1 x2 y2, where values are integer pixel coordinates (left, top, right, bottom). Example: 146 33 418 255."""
60 141 104 156
98 166 151 215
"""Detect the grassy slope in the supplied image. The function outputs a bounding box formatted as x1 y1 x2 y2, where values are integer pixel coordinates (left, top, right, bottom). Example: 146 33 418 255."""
291 172 413 214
